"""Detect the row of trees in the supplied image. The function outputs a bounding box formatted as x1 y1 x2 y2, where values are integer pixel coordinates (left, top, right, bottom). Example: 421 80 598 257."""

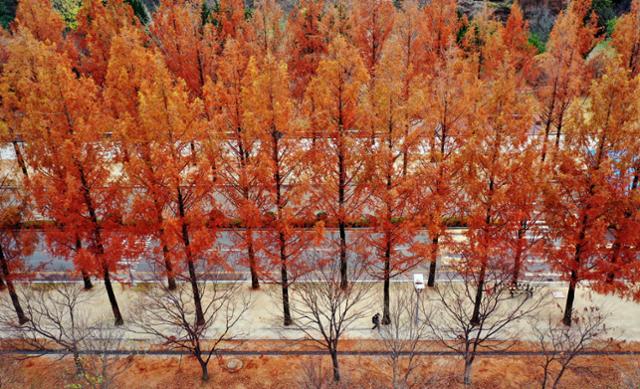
0 264 611 387
0 0 639 334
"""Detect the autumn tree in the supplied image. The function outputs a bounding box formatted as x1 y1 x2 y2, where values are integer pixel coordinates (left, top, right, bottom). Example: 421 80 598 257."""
1 33 94 289
74 0 141 85
205 38 264 289
304 35 369 290
352 0 395 76
286 0 327 101
104 27 179 290
3 31 127 325
417 49 479 287
4 0 66 178
242 55 320 325
414 0 460 78
213 0 248 42
11 0 65 48
535 0 599 163
501 3 537 79
470 14 544 287
135 58 214 326
251 0 285 60
456 54 537 325
611 0 640 78
600 2 640 298
365 37 425 325
149 0 219 99
543 57 640 325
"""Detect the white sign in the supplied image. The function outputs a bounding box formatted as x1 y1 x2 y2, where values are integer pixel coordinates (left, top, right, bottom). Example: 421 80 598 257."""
413 273 425 290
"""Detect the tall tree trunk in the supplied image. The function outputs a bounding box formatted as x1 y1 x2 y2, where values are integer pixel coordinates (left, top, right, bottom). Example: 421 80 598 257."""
279 231 292 326
553 114 564 154
247 228 259 290
382 236 392 325
271 128 291 325
187 258 205 326
470 262 486 326
562 271 577 326
427 235 439 287
12 140 28 178
103 264 123 326
338 151 348 290
177 187 205 326
81 271 93 290
65 94 123 325
0 244 28 324
339 220 348 289
563 214 588 326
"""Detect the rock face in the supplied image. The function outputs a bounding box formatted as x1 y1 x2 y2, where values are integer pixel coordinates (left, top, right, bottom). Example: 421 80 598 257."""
456 0 568 22
520 0 568 16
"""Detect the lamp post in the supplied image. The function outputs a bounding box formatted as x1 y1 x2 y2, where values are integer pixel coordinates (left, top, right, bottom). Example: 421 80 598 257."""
413 273 425 325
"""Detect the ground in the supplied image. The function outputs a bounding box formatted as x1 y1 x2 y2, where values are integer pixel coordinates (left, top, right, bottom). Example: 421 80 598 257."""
2 351 639 388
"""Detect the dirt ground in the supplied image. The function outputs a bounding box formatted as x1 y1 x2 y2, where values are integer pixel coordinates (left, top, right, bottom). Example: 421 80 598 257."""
2 350 639 388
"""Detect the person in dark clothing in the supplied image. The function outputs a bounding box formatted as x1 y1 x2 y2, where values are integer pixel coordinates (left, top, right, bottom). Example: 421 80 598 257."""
372 312 381 330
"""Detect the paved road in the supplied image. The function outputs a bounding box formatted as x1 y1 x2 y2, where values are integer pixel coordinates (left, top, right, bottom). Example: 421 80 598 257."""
19 228 560 283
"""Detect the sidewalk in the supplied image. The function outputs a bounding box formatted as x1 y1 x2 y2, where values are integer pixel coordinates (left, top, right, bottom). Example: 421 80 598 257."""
2 281 640 342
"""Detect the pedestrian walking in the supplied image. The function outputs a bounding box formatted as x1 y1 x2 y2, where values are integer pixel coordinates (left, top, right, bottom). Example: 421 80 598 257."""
372 312 380 330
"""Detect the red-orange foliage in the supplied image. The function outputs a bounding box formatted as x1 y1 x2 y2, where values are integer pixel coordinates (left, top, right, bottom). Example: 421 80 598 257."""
304 35 369 289
150 0 219 98
75 0 141 85
535 0 599 163
3 0 640 333
3 31 128 325
287 0 327 100
243 54 318 325
365 36 426 323
455 58 537 323
543 56 640 324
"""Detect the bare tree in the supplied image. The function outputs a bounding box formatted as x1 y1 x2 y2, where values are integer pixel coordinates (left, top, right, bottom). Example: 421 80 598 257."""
425 271 545 386
79 323 133 389
0 282 132 387
0 282 92 376
130 269 250 382
379 286 430 389
291 259 372 382
532 306 609 389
